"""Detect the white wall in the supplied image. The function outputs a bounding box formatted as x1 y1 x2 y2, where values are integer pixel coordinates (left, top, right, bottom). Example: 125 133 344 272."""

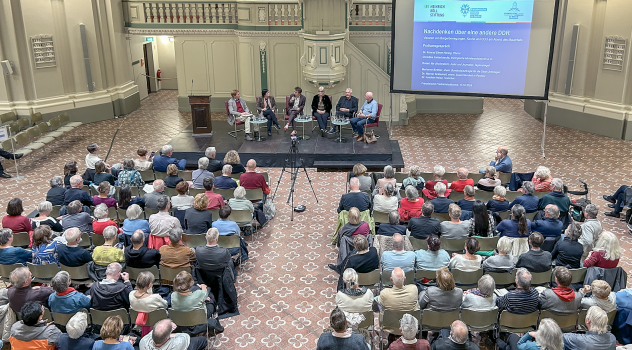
156 37 178 90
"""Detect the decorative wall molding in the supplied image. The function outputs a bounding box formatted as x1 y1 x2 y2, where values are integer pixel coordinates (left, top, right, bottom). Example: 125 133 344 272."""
125 28 300 37
348 31 390 37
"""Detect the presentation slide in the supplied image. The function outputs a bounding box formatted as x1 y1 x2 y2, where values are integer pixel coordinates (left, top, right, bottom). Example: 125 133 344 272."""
391 0 558 99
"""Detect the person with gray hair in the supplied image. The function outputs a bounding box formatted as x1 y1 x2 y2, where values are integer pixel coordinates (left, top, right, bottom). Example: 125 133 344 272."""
441 204 470 239
497 317 563 350
376 211 407 236
563 306 616 350
486 185 510 213
408 202 442 240
139 318 208 350
330 87 358 134
92 225 124 266
32 201 63 232
63 175 93 207
48 271 92 314
316 306 368 350
338 177 372 213
431 182 455 213
381 233 415 272
482 236 515 273
510 181 539 213
228 186 255 216
0 228 33 264
373 182 399 213
214 164 238 189
350 91 378 142
399 185 423 221
580 203 602 260
153 144 186 172
462 274 497 311
124 229 161 268
531 204 564 238
61 200 94 233
122 203 150 237
195 227 237 278
374 165 397 196
86 262 132 310
158 228 196 268
143 179 166 210
551 221 584 268
496 268 540 314
57 312 94 348
92 203 118 235
56 227 93 267
7 266 54 314
204 146 224 172
335 268 374 313
537 178 571 222
457 185 477 211
431 320 480 350
192 157 214 189
239 159 270 201
46 176 66 206
423 165 451 200
148 195 182 249
388 313 430 350
478 166 502 191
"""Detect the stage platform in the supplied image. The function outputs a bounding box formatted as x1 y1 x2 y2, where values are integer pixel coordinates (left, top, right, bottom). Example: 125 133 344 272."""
169 121 404 169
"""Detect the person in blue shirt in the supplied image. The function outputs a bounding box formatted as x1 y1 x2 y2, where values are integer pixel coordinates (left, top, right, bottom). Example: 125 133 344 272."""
152 144 186 172
0 229 32 265
531 204 564 238
350 91 378 142
510 181 539 213
480 146 512 173
211 206 247 258
380 233 416 272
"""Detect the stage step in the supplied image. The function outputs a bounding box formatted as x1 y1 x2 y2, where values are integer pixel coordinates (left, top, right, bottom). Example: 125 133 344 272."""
314 161 403 171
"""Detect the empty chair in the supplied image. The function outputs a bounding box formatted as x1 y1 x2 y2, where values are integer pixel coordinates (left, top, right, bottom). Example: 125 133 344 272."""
373 211 390 224
182 233 208 248
461 308 498 333
485 271 517 289
90 308 130 327
159 266 191 286
452 268 483 288
60 264 93 284
357 269 380 288
498 310 540 333
420 309 460 331
11 232 31 248
129 308 168 327
380 310 421 336
125 265 160 285
27 262 60 283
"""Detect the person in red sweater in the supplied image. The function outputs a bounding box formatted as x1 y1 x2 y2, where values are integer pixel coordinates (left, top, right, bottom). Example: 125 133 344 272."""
449 168 474 193
583 231 620 268
92 204 121 235
398 185 424 222
2 198 33 245
239 159 270 201
422 165 450 199
202 176 225 210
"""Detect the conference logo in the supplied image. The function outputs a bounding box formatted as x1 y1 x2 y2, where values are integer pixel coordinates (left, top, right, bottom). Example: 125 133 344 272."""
460 4 470 17
509 1 519 11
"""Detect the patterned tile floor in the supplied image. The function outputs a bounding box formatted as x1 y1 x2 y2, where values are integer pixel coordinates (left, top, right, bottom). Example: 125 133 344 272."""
1 91 630 349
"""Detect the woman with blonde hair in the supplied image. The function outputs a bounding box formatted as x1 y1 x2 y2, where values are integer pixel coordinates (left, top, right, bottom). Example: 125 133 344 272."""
92 315 133 350
223 150 246 174
583 231 621 268
164 163 183 188
335 268 374 312
418 267 463 311
183 194 213 234
352 163 374 192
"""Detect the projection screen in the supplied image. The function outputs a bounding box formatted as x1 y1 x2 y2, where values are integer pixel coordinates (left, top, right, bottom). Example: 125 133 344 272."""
390 0 559 99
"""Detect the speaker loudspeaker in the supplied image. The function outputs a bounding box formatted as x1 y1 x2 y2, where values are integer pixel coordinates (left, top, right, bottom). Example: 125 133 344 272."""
1 61 13 75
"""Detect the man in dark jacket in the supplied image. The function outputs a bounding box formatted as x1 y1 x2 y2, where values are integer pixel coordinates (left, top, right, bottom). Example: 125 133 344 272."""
85 262 133 310
328 88 358 134
408 202 441 239
195 228 236 278
516 232 552 272
57 228 93 267
205 147 224 173
124 230 161 268
376 211 407 236
337 178 372 213
7 267 54 313
431 320 480 350
63 175 93 207
531 204 564 238
537 179 571 217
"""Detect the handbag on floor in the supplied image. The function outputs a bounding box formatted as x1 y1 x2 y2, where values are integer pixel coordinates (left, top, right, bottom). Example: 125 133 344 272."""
364 130 377 144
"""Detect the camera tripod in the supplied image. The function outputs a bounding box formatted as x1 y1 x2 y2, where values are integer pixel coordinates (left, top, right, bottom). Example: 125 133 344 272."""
272 138 318 221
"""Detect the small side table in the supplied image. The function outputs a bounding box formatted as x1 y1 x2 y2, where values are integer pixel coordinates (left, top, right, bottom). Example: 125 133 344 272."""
332 119 350 143
295 116 312 140
250 118 268 142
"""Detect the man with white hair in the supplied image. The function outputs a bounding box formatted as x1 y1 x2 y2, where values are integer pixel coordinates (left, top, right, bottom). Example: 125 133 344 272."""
57 313 94 348
531 204 564 238
580 204 602 260
61 200 94 233
337 177 372 213
195 228 236 277
388 313 430 350
496 268 540 314
191 157 214 189
479 146 512 174
7 267 54 314
86 262 132 310
538 178 571 219
140 319 208 350
63 175 93 206
431 320 480 350
214 164 238 189
563 306 616 350
153 144 186 172
56 228 93 267
239 159 270 199
148 196 182 249
143 179 167 210
329 88 358 134
449 168 474 193
381 233 415 272
430 182 455 213
349 91 378 142
205 146 224 172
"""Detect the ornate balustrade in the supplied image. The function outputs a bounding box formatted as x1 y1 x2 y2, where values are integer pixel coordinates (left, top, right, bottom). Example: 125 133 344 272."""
348 1 392 30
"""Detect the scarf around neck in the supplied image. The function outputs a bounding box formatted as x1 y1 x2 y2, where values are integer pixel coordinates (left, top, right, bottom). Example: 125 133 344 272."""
57 287 76 296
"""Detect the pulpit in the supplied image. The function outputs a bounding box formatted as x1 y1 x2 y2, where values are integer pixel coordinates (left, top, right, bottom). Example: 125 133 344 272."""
189 95 212 135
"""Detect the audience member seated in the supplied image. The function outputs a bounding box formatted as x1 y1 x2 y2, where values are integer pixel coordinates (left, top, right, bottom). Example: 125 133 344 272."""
164 164 184 189
92 203 118 235
461 275 497 311
57 312 94 349
31 226 60 265
516 232 552 272
478 166 502 192
84 143 108 172
583 231 620 268
431 182 455 213
537 178 570 215
450 168 475 193
117 159 144 187
8 266 53 313
486 185 510 212
140 318 208 350
497 204 531 238
449 237 482 272
377 267 420 314
64 175 93 207
316 307 368 350
48 271 91 314
134 147 153 171
496 268 540 314
352 163 374 192
148 196 182 249
171 181 194 212
184 194 213 234
32 201 63 233
398 185 423 221
117 185 144 210
94 315 134 350
121 204 150 238
191 157 213 189
329 235 379 290
480 146 512 173
604 184 632 218
563 306 616 350
203 176 225 210
62 200 94 233
64 161 85 188
338 178 372 213
46 176 66 206
539 266 583 315
214 164 238 190
223 150 246 174
579 204 602 260
212 206 241 237
228 186 255 219
458 185 477 212
129 271 167 325
205 146 223 172
419 267 463 311
125 230 160 268
373 183 398 213
408 203 441 239
171 271 224 335
482 237 515 273
389 313 430 350
468 200 497 237
581 280 617 313
0 229 32 264
86 262 132 310
335 268 374 313
415 235 450 271
143 180 166 210
374 165 397 196
57 228 92 267
531 204 564 238
376 211 407 237
93 161 115 187
336 206 371 258
196 228 236 277
510 181 539 213
531 166 554 193
402 165 425 191
159 228 196 268
2 198 31 236
9 301 61 349
153 144 186 172
240 159 271 199
496 318 562 350
92 226 125 266
441 204 470 239
551 222 583 268
431 320 480 350
423 165 451 199
381 233 415 272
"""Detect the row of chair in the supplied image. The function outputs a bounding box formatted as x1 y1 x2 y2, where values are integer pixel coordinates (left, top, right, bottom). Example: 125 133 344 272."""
372 209 537 224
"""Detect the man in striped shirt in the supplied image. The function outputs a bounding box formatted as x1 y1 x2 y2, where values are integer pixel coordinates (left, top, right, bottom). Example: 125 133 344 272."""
496 268 540 314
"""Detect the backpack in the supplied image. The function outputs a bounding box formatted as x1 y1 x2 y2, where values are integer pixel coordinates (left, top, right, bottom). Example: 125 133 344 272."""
570 198 591 222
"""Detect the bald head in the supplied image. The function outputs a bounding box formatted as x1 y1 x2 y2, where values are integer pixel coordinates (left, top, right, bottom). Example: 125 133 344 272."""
246 159 256 170
392 233 404 251
153 179 165 192
391 267 405 287
365 92 373 101
70 175 84 188
152 319 174 346
450 320 469 344
349 177 360 191
497 146 508 156
131 230 145 247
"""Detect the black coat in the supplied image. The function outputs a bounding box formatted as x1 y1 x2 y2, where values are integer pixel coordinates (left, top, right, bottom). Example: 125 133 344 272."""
311 95 332 115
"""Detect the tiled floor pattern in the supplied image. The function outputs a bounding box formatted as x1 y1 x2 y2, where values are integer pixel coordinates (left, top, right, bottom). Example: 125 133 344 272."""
0 91 630 349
